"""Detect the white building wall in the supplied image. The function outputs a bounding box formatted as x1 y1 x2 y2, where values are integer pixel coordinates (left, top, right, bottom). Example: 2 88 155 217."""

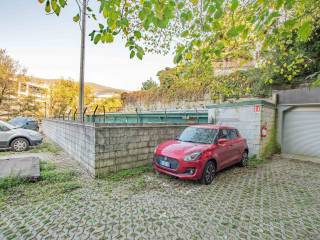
208 101 275 157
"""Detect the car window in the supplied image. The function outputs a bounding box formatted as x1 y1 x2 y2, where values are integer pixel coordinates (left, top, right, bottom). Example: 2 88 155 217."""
218 129 228 139
9 118 26 125
227 129 238 140
29 121 37 126
177 127 218 144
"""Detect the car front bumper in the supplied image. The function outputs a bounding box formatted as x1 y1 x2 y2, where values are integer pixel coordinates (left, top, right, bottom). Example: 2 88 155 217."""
30 137 43 146
153 159 204 180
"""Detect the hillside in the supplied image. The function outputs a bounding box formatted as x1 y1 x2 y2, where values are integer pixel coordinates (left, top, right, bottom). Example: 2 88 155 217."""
30 77 125 96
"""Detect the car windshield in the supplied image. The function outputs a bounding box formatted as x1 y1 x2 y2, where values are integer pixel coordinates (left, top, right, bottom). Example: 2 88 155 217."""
0 120 15 130
177 127 218 144
9 117 27 126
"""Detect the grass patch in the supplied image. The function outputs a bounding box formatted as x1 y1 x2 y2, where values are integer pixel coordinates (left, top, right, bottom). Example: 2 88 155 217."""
39 160 76 183
0 176 31 190
40 161 56 172
104 164 152 181
248 155 265 167
0 161 78 204
62 182 82 193
128 177 147 192
41 169 76 183
29 140 61 154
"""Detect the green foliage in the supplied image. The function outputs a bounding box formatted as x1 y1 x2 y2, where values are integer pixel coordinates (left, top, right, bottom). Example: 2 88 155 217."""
40 160 57 172
248 155 265 168
260 23 320 88
0 176 29 190
125 62 271 105
141 78 158 90
128 176 147 193
0 161 76 191
0 50 44 118
41 169 76 183
310 72 320 88
0 161 79 204
37 0 318 63
37 0 320 92
62 182 81 193
0 50 24 114
261 126 281 160
73 14 80 22
93 95 123 112
48 78 94 117
39 160 76 183
102 164 152 181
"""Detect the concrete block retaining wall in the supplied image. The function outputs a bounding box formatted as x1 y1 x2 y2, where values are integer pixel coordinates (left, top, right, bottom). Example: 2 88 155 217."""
94 125 187 176
42 120 96 175
43 119 188 176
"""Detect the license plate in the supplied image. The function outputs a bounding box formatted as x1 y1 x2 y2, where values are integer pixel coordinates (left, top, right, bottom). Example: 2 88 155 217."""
159 160 170 168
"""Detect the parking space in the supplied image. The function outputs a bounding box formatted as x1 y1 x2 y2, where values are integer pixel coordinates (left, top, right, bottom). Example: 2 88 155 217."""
0 155 320 239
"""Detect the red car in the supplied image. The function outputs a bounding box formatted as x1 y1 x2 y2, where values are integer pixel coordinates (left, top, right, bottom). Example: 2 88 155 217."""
153 125 249 185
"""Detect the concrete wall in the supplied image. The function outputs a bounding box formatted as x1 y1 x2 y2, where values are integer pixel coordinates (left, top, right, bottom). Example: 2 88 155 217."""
42 120 96 175
208 100 275 157
43 120 188 177
94 125 187 176
275 87 320 104
260 105 276 154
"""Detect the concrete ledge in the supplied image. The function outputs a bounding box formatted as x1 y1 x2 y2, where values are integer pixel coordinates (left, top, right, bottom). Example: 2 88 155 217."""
0 157 40 178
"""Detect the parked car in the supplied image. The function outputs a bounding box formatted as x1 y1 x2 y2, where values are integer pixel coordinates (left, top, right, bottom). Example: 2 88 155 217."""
8 117 39 131
0 120 43 152
153 125 248 185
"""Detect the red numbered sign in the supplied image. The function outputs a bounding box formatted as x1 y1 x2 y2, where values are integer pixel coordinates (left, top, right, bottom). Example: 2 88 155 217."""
254 104 261 113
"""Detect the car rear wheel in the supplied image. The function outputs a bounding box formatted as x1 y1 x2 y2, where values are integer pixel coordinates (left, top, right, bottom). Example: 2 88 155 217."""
240 151 249 167
11 138 29 152
200 161 216 185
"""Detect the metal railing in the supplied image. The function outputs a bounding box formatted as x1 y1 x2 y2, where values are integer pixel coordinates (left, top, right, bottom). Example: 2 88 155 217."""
51 105 208 125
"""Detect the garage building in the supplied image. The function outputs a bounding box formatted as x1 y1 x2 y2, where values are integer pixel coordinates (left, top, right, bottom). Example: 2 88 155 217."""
277 87 320 159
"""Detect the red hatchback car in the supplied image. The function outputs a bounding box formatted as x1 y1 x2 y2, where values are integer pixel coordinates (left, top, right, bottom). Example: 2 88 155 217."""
153 125 249 185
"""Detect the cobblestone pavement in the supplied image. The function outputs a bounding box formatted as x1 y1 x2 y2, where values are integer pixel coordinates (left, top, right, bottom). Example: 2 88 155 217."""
0 155 320 240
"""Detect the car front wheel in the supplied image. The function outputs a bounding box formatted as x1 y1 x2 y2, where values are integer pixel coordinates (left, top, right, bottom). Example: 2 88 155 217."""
200 161 216 185
240 151 249 167
11 138 29 152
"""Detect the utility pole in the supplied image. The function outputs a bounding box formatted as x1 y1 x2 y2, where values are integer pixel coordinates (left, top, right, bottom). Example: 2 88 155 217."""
79 0 87 122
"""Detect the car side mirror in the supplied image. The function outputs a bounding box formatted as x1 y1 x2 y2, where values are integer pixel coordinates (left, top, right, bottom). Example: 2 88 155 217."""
218 138 228 145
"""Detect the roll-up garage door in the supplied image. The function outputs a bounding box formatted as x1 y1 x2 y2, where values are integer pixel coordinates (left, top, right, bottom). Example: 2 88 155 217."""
283 107 320 157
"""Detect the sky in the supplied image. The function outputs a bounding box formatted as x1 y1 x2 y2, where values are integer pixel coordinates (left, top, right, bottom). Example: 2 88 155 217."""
0 1 175 91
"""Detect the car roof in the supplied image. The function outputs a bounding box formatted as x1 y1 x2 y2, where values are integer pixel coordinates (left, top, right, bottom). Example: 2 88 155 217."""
190 124 236 130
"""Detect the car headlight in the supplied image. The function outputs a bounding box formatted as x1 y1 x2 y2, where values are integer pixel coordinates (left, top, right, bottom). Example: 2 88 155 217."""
184 152 202 162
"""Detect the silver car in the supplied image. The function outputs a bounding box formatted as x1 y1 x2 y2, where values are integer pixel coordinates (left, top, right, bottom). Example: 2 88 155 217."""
0 120 43 152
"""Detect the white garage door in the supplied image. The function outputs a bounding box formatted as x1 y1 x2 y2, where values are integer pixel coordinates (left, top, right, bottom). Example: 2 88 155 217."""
283 107 320 158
